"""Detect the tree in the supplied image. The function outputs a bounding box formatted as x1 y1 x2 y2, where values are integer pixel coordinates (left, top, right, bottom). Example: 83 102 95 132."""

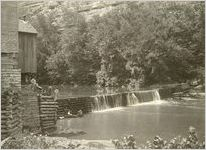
89 1 205 87
19 1 204 87
46 8 101 85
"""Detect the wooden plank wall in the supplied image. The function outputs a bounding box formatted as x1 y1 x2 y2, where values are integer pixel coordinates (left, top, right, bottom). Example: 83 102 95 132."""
18 32 37 73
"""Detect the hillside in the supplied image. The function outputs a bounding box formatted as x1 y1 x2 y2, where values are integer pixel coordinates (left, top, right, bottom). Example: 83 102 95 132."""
18 1 126 21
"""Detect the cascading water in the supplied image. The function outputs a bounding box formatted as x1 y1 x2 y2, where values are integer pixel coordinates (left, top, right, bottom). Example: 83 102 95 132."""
93 95 110 111
153 90 161 101
127 93 139 106
134 90 161 102
92 89 161 112
92 94 124 111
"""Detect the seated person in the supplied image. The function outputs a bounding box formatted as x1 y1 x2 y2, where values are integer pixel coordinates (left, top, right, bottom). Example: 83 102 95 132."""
30 78 43 92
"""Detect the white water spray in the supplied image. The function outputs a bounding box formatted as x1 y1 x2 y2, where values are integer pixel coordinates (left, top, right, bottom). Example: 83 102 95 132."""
153 90 161 101
92 89 164 112
127 93 139 106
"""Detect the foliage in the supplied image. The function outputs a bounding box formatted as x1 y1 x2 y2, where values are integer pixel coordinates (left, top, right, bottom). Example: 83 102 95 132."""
1 133 81 149
112 135 136 149
1 134 58 149
89 2 204 87
1 127 205 149
46 8 101 85
67 142 81 149
112 126 205 149
21 1 204 87
29 4 63 84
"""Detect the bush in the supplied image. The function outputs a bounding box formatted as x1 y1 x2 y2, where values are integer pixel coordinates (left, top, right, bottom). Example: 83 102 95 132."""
1 134 59 149
112 126 205 149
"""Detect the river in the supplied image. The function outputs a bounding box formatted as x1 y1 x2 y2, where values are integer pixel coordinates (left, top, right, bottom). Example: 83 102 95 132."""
55 98 205 144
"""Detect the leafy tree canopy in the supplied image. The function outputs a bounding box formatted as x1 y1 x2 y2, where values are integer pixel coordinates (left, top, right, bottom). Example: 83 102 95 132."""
19 1 205 87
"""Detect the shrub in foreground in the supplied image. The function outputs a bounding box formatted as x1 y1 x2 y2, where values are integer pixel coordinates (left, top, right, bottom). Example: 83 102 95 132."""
112 126 205 149
1 126 205 149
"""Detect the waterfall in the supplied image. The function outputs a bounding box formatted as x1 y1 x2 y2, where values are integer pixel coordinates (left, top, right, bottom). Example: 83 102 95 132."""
94 95 110 111
153 90 161 101
92 89 161 112
127 93 139 106
134 90 161 102
92 94 123 111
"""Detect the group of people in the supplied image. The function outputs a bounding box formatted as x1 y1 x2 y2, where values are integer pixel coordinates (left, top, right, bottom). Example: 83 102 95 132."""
30 78 84 119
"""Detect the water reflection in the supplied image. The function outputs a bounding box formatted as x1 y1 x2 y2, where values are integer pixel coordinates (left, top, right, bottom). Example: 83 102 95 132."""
56 99 205 143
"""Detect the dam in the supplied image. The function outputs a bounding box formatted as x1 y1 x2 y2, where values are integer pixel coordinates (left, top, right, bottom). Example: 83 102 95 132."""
56 89 162 115
55 89 205 143
92 90 161 111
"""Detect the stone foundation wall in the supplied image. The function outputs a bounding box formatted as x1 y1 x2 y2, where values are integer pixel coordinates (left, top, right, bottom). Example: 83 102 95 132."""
56 91 154 116
56 97 94 117
1 2 18 54
1 69 21 91
21 88 40 129
38 96 58 133
1 1 21 89
1 89 22 140
56 93 133 117
21 90 58 133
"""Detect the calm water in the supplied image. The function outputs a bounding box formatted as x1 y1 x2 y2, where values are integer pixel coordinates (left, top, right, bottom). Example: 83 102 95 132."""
56 99 205 144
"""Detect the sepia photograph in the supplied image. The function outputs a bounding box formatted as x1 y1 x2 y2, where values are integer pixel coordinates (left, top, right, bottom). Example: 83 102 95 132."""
1 0 205 149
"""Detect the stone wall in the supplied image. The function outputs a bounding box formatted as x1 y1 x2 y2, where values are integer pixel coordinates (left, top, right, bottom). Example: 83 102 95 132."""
1 89 22 140
56 90 160 116
38 96 58 133
1 69 21 91
56 86 187 116
21 87 40 129
1 2 18 53
56 97 93 117
21 87 58 133
1 2 22 140
1 1 21 89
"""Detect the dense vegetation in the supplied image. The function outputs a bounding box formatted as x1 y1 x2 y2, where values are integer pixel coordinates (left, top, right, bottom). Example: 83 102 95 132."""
21 1 204 88
2 126 205 149
112 126 205 149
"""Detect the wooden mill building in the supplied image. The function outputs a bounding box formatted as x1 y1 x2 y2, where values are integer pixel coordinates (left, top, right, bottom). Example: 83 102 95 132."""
18 19 38 84
1 2 39 140
1 1 38 88
1 2 21 90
